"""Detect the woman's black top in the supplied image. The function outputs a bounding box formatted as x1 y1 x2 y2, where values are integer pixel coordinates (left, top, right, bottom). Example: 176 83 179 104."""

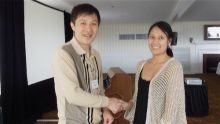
133 75 150 124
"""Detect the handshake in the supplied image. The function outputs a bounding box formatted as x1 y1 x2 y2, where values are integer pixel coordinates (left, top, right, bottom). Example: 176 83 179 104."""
102 98 133 124
107 97 133 114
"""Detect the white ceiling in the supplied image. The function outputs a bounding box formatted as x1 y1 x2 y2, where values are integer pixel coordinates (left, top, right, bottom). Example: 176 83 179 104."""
37 0 220 23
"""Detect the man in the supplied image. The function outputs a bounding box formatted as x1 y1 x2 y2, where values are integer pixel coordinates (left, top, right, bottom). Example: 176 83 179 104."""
53 3 127 124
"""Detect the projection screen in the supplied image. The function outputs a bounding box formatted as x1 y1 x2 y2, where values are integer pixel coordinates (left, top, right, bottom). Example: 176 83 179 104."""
25 1 65 85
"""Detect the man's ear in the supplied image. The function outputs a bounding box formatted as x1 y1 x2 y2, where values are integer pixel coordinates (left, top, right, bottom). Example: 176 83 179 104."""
70 22 75 31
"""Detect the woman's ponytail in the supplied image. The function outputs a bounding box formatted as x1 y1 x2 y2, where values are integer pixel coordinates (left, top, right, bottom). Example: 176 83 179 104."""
166 46 173 57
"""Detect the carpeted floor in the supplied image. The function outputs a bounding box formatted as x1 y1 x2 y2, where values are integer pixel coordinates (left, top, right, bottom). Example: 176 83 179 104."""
35 73 220 124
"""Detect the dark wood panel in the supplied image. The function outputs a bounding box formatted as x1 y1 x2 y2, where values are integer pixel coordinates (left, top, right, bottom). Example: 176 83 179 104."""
203 54 220 73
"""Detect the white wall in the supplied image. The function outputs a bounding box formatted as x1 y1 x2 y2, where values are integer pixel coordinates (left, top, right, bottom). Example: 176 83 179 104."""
93 21 220 74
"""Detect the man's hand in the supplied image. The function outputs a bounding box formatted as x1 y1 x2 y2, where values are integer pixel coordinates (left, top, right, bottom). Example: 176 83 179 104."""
103 108 114 124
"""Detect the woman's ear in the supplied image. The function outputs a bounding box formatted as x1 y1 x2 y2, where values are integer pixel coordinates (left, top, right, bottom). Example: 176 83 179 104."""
170 38 173 45
70 22 75 31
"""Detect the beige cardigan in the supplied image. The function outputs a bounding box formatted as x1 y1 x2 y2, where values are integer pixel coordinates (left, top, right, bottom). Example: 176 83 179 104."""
124 58 187 124
53 39 109 124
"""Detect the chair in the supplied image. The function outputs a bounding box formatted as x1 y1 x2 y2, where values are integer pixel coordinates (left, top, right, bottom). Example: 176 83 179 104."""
105 67 133 124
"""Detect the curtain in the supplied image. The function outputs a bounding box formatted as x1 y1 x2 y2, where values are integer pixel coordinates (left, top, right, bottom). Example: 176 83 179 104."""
0 0 29 124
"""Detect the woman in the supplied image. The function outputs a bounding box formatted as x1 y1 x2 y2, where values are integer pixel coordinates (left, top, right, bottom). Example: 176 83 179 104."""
124 21 187 124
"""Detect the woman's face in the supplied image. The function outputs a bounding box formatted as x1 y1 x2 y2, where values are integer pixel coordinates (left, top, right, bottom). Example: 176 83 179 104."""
148 26 171 56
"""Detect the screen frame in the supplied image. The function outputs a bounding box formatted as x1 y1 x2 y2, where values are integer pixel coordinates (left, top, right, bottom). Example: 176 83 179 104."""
204 25 220 40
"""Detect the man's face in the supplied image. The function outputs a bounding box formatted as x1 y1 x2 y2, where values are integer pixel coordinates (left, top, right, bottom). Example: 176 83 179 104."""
71 13 99 47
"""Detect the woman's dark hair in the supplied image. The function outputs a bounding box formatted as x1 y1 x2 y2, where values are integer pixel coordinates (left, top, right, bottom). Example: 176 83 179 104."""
148 21 177 57
70 3 101 25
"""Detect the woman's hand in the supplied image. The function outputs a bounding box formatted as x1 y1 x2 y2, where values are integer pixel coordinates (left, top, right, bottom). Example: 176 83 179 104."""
122 100 134 110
